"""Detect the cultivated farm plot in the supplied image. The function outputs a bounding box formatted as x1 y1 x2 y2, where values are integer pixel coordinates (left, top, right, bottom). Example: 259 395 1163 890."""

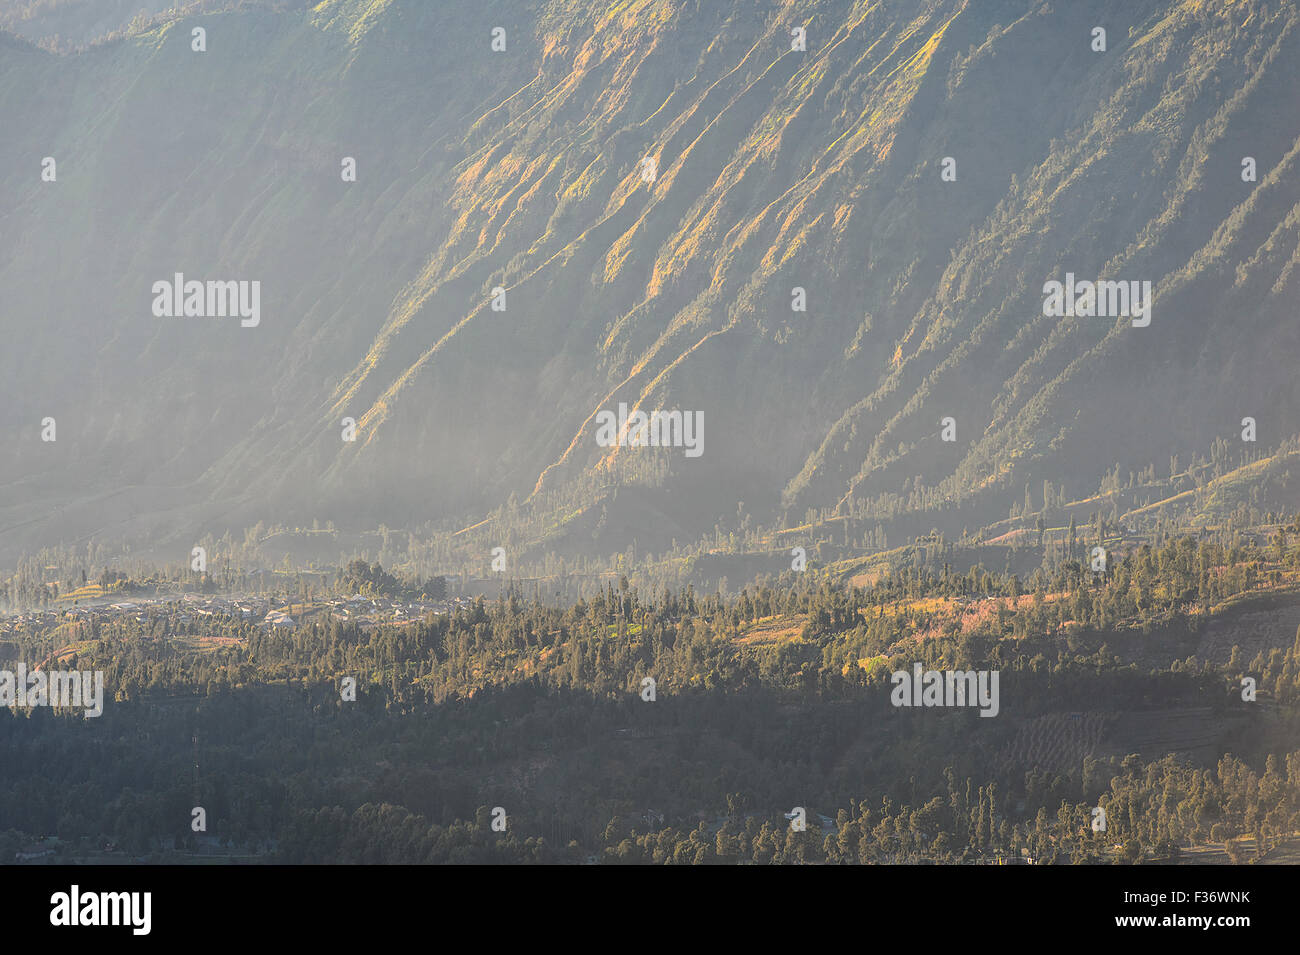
997 712 1112 775
1197 602 1300 665
1102 707 1240 764
998 706 1247 776
735 615 805 645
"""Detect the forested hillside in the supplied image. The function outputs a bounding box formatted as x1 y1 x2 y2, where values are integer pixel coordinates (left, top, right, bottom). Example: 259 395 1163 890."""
4 532 1300 863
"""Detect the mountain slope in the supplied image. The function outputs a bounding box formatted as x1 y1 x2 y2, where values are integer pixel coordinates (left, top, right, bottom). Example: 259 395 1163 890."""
1 0 1297 563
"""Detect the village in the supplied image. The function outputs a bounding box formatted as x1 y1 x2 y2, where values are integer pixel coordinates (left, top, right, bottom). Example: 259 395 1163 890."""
0 588 475 641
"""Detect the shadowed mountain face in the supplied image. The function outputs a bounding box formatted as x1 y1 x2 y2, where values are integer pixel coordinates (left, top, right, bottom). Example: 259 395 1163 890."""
2 0 1298 561
0 0 204 50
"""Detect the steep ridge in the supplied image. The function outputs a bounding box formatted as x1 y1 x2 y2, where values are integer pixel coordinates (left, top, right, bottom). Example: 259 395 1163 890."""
1 0 1297 562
